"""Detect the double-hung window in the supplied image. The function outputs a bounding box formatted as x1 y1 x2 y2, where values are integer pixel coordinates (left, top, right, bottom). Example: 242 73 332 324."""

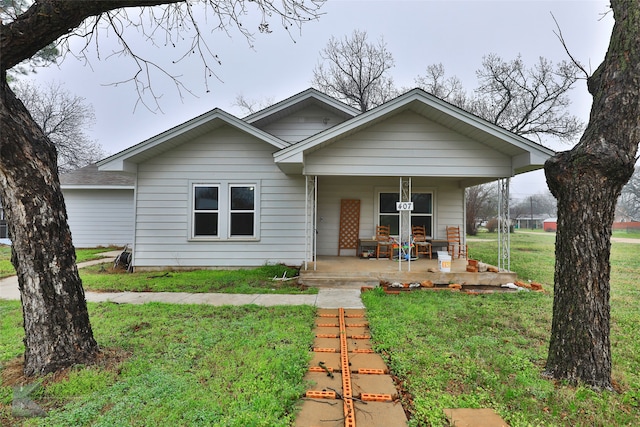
193 185 219 237
378 191 433 237
229 185 255 237
191 183 258 240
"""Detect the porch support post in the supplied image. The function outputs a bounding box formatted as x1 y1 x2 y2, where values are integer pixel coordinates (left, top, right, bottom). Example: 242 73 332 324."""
497 178 511 272
304 175 317 271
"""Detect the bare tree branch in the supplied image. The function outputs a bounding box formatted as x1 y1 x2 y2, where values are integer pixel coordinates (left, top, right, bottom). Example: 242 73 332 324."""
550 12 591 79
312 29 396 112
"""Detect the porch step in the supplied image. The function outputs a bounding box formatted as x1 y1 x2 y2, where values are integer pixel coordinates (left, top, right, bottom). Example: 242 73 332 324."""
300 271 518 288
300 276 378 289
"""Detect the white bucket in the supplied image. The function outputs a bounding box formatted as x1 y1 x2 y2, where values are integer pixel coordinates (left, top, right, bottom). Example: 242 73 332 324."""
438 253 451 272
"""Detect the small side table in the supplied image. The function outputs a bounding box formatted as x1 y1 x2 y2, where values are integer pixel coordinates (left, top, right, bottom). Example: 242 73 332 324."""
429 239 449 256
358 239 378 257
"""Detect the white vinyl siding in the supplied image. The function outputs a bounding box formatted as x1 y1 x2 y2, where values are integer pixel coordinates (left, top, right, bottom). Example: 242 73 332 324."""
305 111 512 177
133 125 306 268
62 189 134 248
259 105 349 143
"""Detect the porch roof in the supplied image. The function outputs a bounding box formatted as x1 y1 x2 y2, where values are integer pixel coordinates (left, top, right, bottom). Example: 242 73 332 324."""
273 88 555 177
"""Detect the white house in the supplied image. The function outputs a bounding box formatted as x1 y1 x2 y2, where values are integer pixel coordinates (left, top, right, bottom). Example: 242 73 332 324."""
89 88 554 270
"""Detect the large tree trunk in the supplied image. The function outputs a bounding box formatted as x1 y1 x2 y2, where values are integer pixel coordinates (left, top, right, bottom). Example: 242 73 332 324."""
0 77 99 376
543 0 640 389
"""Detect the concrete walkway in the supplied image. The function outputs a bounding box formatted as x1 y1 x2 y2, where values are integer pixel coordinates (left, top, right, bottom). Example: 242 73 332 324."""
0 254 364 309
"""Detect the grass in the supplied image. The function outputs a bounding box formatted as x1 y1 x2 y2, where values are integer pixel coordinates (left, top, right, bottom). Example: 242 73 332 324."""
1 303 316 427
0 245 12 279
0 247 114 279
0 247 314 294
362 233 640 426
80 263 313 294
467 231 557 284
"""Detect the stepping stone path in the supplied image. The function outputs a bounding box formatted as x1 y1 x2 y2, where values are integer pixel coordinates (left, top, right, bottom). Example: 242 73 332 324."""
295 308 408 427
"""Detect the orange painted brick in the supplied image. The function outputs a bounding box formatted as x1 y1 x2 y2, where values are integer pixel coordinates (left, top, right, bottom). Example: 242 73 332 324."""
313 347 338 353
315 333 339 338
357 368 387 375
352 348 375 353
309 366 334 373
361 393 393 402
305 390 337 399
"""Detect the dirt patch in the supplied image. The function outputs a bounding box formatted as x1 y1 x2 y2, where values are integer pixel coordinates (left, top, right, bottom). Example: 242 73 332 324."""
1 347 132 426
1 347 130 388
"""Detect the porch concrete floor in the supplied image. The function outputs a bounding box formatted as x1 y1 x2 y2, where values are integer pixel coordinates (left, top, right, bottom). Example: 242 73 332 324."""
300 256 516 289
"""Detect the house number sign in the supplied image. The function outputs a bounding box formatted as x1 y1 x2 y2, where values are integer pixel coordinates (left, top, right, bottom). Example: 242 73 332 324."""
396 202 414 211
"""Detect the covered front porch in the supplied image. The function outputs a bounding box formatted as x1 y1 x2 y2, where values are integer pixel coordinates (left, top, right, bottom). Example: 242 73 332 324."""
299 255 516 289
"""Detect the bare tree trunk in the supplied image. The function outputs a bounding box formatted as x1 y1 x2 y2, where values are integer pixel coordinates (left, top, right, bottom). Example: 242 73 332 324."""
0 78 99 376
543 0 640 389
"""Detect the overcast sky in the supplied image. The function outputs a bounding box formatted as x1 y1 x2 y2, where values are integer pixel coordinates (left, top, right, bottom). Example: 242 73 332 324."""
28 0 614 199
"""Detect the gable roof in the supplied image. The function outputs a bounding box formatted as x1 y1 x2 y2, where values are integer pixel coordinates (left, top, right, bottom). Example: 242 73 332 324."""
273 88 555 175
243 88 359 127
98 108 289 173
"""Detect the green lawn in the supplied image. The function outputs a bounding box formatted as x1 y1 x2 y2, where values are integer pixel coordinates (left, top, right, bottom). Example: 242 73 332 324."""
362 233 640 426
0 245 14 279
1 303 316 427
0 247 312 294
0 247 114 279
1 234 639 426
79 263 312 294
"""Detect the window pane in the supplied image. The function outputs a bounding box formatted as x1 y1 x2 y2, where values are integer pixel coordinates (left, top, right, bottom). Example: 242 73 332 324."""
412 193 432 214
231 213 254 236
194 213 218 236
380 193 399 213
411 216 432 237
380 215 399 235
231 186 255 210
195 187 218 210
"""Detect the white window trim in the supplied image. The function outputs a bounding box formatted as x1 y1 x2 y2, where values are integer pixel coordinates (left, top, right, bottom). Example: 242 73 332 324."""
191 183 221 240
227 183 259 240
189 181 261 242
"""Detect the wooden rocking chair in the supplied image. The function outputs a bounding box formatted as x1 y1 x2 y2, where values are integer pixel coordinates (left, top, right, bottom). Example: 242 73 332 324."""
446 226 467 259
411 225 432 259
375 225 393 259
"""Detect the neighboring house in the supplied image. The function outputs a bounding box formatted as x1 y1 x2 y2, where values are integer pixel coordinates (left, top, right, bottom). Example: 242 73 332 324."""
0 165 134 248
515 216 550 230
544 218 640 232
91 88 554 270
59 164 135 248
543 218 558 232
